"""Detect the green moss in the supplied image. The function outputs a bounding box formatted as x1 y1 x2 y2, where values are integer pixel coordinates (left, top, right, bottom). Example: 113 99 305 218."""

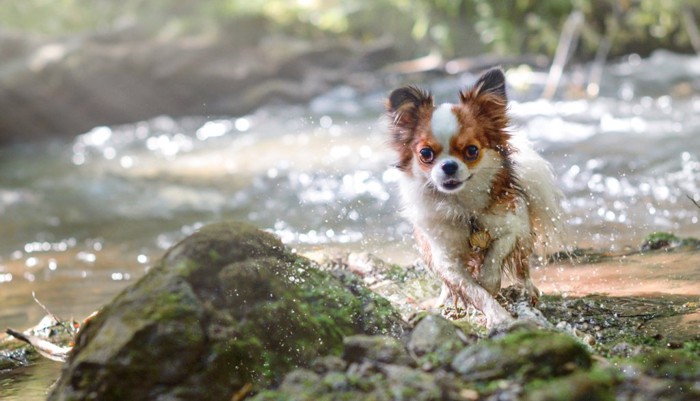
683 340 700 354
638 231 700 251
626 348 700 380
679 237 700 249
49 223 405 401
384 264 409 282
452 330 592 381
641 231 681 250
451 318 488 338
523 367 619 401
209 245 402 388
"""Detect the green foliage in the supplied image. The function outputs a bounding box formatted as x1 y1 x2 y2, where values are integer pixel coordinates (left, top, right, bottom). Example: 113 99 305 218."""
0 0 697 59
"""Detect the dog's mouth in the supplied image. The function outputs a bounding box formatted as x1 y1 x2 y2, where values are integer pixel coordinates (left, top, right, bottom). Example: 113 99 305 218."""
438 174 472 193
441 179 463 190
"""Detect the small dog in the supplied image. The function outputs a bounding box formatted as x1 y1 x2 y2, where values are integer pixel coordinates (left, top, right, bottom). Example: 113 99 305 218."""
385 67 564 327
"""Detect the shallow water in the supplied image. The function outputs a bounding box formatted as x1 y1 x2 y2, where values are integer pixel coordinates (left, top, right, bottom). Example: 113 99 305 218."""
0 359 62 400
1 50 700 399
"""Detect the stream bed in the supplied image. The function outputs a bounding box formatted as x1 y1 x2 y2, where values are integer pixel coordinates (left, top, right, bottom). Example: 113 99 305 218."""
1 50 699 399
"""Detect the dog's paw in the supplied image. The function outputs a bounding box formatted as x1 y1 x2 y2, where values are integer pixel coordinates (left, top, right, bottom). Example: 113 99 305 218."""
526 283 540 306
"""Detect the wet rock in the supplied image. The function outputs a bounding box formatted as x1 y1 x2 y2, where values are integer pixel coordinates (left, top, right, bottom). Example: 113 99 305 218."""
309 355 346 374
342 335 413 366
346 252 387 277
47 222 405 401
407 314 472 370
0 23 396 144
641 232 682 251
608 342 640 358
626 348 700 381
253 364 448 401
451 329 591 381
640 231 700 251
501 286 554 328
252 332 451 401
538 294 700 349
1 315 76 369
523 368 619 401
249 304 699 401
314 251 437 320
615 348 700 401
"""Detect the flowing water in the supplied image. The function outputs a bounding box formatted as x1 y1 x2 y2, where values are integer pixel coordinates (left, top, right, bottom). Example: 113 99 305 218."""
1 50 700 397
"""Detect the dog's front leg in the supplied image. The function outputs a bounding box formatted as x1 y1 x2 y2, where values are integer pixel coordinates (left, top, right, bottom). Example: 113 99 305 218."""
482 232 539 305
480 233 514 295
431 249 513 328
514 257 540 306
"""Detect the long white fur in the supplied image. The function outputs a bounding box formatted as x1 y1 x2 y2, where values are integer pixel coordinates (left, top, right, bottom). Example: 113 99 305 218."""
510 135 566 253
397 104 564 327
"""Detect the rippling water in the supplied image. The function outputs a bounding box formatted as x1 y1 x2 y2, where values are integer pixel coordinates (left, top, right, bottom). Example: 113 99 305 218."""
1 51 700 333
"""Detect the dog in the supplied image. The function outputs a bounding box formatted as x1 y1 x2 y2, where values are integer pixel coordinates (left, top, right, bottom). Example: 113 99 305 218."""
385 67 564 327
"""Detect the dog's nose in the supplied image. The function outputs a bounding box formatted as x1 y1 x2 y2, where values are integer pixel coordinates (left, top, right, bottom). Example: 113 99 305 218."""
441 160 458 176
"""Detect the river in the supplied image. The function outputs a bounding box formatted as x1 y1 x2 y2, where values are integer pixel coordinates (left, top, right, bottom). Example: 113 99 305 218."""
1 50 699 399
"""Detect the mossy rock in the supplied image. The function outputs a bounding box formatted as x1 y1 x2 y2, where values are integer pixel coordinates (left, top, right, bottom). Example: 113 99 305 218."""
641 232 682 251
451 329 591 381
523 367 620 401
251 341 446 401
625 348 700 381
48 222 405 401
407 314 471 370
639 231 700 251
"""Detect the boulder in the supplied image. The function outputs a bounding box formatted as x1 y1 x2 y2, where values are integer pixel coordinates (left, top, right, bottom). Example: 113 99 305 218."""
407 314 472 370
451 328 591 381
47 221 404 401
0 20 396 144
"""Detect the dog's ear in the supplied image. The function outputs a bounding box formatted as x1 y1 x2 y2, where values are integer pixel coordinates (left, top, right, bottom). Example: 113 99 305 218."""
459 67 507 110
386 86 433 171
468 67 507 101
386 86 433 131
459 67 510 146
459 67 508 122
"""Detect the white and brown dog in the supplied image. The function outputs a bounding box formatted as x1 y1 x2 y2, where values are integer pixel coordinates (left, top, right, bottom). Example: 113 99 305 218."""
386 67 564 327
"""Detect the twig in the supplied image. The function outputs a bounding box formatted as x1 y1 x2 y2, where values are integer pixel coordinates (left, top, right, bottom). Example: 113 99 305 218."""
230 382 253 401
586 20 618 98
688 194 700 209
682 4 700 55
32 291 59 323
5 328 71 362
32 291 78 335
541 10 584 99
382 49 444 74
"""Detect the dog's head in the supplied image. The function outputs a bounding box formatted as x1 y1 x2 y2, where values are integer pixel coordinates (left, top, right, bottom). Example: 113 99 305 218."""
386 67 512 194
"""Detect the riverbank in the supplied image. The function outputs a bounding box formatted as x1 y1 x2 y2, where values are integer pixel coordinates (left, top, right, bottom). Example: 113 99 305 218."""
2 225 698 400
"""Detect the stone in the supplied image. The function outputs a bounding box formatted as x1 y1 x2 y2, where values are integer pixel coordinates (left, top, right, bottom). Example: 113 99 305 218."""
523 368 619 401
0 24 396 144
407 314 471 370
47 221 404 401
342 335 413 366
451 329 591 381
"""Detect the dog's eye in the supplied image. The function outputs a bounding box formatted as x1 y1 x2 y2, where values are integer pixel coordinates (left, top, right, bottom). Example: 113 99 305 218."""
465 145 479 160
419 147 434 163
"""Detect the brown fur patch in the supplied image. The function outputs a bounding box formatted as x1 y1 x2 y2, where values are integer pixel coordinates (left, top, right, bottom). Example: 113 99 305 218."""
507 240 533 275
452 73 523 210
488 156 523 211
385 86 435 173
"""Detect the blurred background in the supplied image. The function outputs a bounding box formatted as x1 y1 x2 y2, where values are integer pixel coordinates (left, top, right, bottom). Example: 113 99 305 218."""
2 0 700 141
1 0 699 338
